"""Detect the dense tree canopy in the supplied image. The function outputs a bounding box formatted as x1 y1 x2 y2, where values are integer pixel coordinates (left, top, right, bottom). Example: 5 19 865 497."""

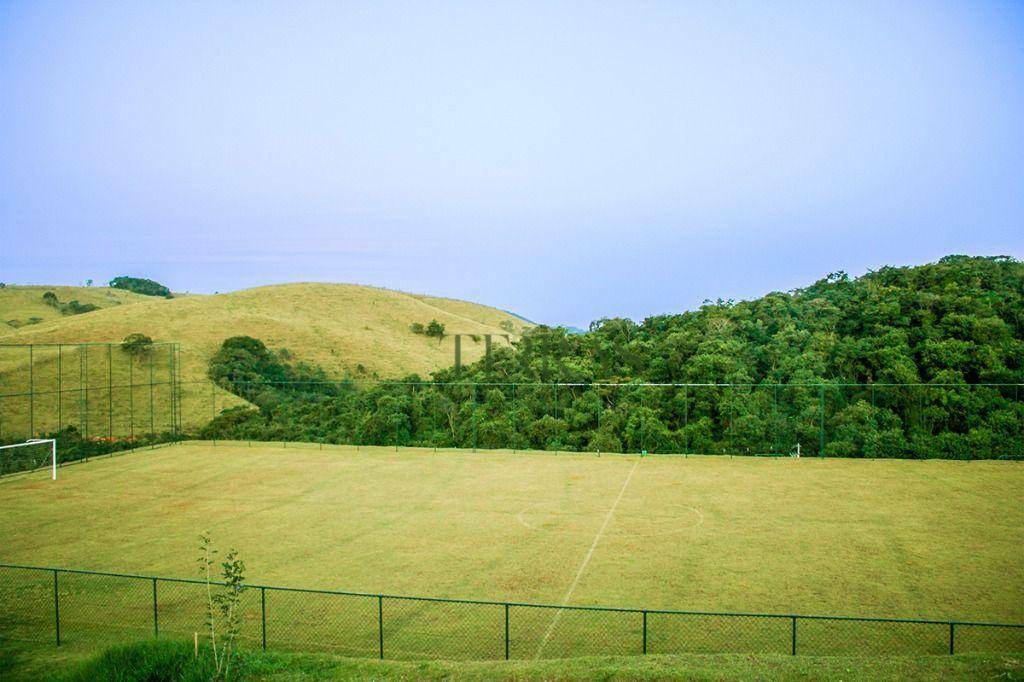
203 257 1024 459
109 276 173 298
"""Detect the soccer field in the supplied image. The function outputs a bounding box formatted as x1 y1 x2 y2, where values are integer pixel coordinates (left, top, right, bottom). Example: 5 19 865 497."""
1 441 1021 624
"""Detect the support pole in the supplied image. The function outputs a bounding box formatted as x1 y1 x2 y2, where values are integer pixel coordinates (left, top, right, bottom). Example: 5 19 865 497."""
57 345 62 432
29 345 34 437
818 385 825 455
642 610 648 654
108 344 113 438
504 603 510 660
261 587 267 651
53 569 60 646
152 578 158 637
378 596 384 659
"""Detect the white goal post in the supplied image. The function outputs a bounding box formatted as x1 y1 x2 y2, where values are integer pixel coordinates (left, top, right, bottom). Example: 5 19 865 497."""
0 438 57 480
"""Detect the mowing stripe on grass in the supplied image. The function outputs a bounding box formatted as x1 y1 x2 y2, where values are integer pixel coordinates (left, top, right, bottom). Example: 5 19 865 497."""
534 457 640 659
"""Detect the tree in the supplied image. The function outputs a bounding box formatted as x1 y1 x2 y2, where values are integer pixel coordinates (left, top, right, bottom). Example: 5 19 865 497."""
121 333 154 355
425 319 446 339
109 276 173 298
41 291 59 307
197 532 246 679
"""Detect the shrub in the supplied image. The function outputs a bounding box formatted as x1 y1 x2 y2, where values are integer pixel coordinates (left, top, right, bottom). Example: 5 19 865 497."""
42 291 59 307
409 322 425 334
122 333 154 355
425 319 446 339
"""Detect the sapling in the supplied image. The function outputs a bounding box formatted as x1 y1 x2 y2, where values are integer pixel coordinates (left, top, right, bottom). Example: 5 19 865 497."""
197 531 247 679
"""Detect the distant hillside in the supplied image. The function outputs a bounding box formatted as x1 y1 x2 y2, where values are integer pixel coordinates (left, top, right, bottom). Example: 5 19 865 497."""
0 282 531 431
2 282 529 376
0 285 151 331
203 256 1024 459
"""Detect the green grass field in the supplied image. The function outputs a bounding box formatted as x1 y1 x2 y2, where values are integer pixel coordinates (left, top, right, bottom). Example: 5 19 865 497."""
1 442 1022 673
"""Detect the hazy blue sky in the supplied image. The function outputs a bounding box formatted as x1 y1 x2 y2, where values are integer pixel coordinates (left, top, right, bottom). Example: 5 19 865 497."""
2 1 1022 326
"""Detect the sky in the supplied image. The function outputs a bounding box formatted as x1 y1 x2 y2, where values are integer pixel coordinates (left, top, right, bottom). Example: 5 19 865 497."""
1 1 1023 327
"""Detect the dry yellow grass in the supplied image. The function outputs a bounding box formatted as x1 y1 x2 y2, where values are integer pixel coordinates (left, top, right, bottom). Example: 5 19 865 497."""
0 283 530 432
2 283 527 379
0 286 150 331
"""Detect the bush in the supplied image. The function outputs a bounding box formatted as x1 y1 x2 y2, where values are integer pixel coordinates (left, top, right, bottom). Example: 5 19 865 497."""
42 291 59 307
409 322 425 334
109 276 173 298
425 319 445 339
63 299 99 315
122 333 154 355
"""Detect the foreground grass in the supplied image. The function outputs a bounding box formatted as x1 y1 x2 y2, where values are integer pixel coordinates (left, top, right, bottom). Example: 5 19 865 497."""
3 639 1020 682
1 442 1021 623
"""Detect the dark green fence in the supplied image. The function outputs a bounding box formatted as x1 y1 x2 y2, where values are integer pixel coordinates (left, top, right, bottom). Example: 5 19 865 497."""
190 379 1024 460
1 564 1021 660
0 342 181 443
3 343 1022 461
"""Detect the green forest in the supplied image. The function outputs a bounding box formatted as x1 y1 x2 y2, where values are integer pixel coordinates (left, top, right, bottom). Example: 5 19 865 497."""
202 256 1024 459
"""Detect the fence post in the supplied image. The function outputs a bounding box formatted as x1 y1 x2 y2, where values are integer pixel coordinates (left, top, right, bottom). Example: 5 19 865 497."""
378 595 384 659
53 569 60 646
57 344 63 432
261 587 267 651
818 385 825 455
29 345 34 437
791 616 796 655
107 344 113 438
642 610 647 654
949 622 954 655
504 603 510 660
152 578 158 637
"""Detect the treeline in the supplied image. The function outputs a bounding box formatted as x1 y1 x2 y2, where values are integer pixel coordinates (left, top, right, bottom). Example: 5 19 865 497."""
201 256 1024 459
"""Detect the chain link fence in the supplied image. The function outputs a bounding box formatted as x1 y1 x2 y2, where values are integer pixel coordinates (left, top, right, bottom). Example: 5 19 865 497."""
186 379 1024 460
2 564 1021 660
3 341 1021 460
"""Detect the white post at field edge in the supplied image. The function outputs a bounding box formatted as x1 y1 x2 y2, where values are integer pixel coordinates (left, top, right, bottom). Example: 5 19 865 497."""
23 438 57 480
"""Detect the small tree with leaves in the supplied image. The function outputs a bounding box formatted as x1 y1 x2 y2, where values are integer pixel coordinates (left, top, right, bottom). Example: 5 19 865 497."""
425 319 446 340
197 532 247 679
121 333 154 356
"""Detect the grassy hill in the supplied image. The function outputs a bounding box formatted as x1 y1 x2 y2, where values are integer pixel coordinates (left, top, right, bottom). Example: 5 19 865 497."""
0 283 530 435
0 285 152 331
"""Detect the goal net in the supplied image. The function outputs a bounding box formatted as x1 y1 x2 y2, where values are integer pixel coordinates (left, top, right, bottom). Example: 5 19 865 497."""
0 439 57 479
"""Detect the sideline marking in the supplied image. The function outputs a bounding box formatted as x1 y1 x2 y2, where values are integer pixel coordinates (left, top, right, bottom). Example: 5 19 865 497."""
534 457 640 659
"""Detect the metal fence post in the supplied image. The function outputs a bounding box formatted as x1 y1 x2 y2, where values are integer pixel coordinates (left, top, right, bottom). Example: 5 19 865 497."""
152 578 158 637
57 344 62 432
261 587 267 651
949 622 954 655
107 344 113 438
642 610 648 654
791 616 797 655
504 603 510 660
378 595 384 659
29 345 34 437
53 569 60 646
818 385 825 455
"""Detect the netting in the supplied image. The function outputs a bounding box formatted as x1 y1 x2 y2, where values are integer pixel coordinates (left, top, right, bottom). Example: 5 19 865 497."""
2 565 1018 661
0 439 53 476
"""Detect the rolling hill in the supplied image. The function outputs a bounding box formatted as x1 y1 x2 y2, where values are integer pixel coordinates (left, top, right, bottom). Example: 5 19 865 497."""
0 283 531 433
0 285 153 330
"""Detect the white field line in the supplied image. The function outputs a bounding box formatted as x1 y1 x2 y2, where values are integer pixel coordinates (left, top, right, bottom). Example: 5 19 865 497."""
534 457 640 659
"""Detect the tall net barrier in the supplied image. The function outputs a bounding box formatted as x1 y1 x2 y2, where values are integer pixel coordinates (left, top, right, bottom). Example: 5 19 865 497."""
0 564 1021 660
194 379 1024 460
0 343 180 460
0 440 53 476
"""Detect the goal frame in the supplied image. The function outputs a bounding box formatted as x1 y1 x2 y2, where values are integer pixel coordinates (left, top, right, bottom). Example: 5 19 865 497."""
0 438 57 480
